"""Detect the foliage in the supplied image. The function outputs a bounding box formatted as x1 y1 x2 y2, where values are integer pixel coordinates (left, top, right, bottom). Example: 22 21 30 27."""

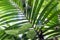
0 0 60 40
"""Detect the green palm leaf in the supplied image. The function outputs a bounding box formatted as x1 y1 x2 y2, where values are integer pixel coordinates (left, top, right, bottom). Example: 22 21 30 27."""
0 0 60 40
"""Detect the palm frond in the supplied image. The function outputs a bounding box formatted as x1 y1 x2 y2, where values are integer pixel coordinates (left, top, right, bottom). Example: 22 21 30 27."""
0 0 60 40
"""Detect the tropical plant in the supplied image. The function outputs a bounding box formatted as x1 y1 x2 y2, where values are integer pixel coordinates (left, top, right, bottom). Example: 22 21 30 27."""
0 0 60 40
